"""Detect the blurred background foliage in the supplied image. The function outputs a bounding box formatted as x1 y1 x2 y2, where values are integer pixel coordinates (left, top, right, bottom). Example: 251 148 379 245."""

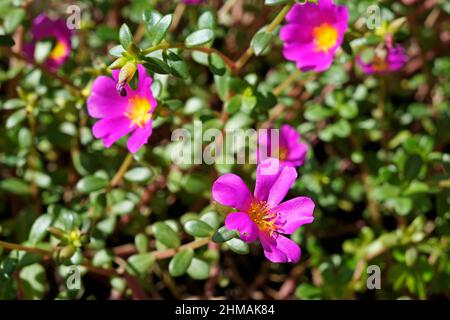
0 0 449 300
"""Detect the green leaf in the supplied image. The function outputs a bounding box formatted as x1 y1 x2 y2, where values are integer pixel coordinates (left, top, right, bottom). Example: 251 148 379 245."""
0 35 15 47
124 167 153 183
391 197 413 216
212 226 239 243
200 211 221 230
29 214 53 245
264 0 289 5
208 52 226 75
126 253 155 275
198 11 216 29
19 263 46 300
119 24 133 49
251 32 273 56
143 10 162 32
0 178 31 195
92 249 114 267
6 109 27 129
76 176 108 193
225 95 242 114
184 220 214 238
185 29 214 47
181 173 211 195
143 57 171 74
169 248 194 277
226 238 249 255
214 73 229 102
148 14 173 46
134 233 148 253
166 52 189 79
109 45 125 57
225 112 253 131
4 8 25 34
405 248 418 267
295 284 322 299
152 222 180 248
403 154 423 181
187 258 210 280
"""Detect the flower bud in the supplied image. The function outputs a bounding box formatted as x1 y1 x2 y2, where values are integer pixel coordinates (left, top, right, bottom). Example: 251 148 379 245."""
116 61 137 97
59 244 76 260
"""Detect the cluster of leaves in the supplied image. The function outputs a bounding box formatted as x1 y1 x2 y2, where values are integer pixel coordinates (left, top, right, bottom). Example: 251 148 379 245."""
0 0 449 300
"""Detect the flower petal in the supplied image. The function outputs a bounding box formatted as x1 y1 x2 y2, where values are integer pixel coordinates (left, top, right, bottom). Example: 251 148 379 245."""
127 122 153 154
274 197 315 234
212 174 252 211
266 165 298 207
92 116 133 148
259 232 301 263
136 65 157 110
87 76 129 118
283 43 334 72
280 125 308 167
225 212 258 243
254 158 283 202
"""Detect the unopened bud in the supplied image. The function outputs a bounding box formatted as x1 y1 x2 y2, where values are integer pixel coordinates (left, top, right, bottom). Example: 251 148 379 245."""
59 245 76 260
116 61 137 97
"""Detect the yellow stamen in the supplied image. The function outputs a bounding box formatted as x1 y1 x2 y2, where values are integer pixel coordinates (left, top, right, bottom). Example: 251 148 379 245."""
279 147 289 161
313 23 338 53
248 201 279 236
125 97 152 128
49 41 67 60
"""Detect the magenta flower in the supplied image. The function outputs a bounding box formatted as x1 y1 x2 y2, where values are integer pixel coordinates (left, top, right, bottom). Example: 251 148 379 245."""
182 0 204 5
87 64 157 154
258 125 308 168
280 0 349 72
357 44 408 75
212 158 315 263
24 14 72 71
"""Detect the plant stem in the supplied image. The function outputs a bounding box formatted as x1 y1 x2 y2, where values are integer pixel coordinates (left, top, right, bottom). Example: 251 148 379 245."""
141 43 236 70
152 238 210 260
234 3 293 70
109 153 134 189
141 3 293 72
0 240 51 255
170 2 186 31
4 48 83 94
272 69 302 96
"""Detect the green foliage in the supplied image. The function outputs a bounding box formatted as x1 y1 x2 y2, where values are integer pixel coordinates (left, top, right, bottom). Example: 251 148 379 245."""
0 0 448 301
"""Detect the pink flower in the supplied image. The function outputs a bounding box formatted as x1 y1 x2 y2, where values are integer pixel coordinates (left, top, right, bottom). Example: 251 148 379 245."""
258 125 308 168
212 158 315 263
357 44 408 75
280 0 349 72
87 64 157 154
182 0 204 5
24 14 72 71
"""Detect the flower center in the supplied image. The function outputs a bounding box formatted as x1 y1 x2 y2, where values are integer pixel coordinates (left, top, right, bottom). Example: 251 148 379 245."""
49 41 68 60
279 147 289 161
313 23 338 53
125 97 152 128
248 201 280 236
